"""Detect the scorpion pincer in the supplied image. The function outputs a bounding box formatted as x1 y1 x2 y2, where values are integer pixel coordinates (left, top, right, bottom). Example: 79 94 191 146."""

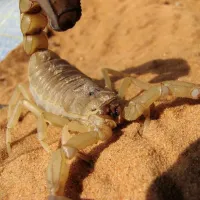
6 0 200 199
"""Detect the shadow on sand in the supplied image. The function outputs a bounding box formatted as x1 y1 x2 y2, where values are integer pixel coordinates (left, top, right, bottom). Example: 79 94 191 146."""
146 138 200 200
121 58 190 83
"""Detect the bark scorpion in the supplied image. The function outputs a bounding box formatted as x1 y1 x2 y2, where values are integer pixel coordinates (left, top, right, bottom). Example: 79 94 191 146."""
6 0 200 199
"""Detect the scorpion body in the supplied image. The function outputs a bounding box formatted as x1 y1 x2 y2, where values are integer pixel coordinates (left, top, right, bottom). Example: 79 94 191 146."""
29 50 119 121
6 0 200 200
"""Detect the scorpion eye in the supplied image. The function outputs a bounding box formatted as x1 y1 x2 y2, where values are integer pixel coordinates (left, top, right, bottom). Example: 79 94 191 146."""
89 91 94 96
111 109 119 118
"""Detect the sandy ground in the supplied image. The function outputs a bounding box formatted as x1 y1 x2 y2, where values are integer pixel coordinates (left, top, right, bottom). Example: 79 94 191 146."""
1 0 200 199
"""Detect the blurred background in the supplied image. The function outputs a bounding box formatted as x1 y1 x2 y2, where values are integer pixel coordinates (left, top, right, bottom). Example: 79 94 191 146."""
0 0 22 61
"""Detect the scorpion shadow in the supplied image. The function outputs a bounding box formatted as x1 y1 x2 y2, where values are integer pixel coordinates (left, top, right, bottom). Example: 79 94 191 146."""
96 58 190 87
146 138 200 200
121 58 190 83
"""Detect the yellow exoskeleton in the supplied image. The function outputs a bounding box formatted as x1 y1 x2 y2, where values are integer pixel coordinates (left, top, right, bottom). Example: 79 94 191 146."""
6 0 200 199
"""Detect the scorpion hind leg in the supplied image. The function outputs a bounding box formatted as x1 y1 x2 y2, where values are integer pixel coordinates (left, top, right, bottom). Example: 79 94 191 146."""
6 83 70 155
6 84 33 154
7 98 51 154
6 83 65 154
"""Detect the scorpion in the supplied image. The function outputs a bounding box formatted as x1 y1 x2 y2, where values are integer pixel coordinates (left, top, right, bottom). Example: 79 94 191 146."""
6 0 200 199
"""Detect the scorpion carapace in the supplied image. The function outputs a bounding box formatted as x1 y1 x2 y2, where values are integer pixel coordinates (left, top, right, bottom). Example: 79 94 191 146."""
6 1 200 200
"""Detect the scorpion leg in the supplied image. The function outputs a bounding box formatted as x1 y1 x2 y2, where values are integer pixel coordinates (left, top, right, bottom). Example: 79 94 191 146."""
7 83 32 119
102 68 151 95
123 80 200 122
7 83 71 154
119 79 151 133
138 108 151 135
115 76 152 132
44 112 69 127
117 76 151 98
61 124 99 159
47 148 71 200
47 122 113 199
64 121 92 162
7 99 50 154
6 84 32 154
102 68 127 90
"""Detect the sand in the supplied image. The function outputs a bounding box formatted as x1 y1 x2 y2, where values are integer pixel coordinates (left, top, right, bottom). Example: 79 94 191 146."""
1 0 200 199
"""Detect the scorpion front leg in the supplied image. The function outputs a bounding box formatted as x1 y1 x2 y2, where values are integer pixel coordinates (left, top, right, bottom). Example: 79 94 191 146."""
47 119 115 199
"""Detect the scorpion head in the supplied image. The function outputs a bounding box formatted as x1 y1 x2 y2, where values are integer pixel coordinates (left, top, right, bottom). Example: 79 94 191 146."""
87 98 124 141
36 0 81 31
78 84 124 125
